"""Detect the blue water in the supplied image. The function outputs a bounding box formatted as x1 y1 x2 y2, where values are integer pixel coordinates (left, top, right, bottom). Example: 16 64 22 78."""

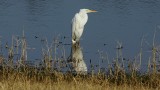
1 0 160 71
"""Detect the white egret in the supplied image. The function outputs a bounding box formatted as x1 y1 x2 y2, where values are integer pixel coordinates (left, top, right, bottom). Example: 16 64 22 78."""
72 9 97 44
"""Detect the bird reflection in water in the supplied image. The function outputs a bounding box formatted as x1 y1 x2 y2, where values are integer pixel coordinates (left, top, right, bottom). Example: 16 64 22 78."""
69 43 87 74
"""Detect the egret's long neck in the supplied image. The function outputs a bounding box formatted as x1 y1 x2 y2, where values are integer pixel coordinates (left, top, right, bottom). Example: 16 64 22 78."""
79 12 88 26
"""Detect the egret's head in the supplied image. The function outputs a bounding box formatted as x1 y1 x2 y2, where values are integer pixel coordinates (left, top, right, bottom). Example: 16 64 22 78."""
80 9 97 13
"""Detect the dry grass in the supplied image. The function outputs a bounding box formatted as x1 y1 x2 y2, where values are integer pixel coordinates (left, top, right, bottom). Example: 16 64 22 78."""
0 81 153 90
0 67 159 90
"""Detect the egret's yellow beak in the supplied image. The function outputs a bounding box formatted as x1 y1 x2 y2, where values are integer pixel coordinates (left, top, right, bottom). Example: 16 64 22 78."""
88 10 98 13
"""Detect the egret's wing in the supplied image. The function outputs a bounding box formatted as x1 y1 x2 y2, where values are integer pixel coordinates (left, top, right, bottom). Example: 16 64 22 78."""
72 13 80 41
72 13 80 31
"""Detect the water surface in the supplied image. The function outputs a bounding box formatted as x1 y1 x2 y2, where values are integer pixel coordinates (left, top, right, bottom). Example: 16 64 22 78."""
0 0 160 71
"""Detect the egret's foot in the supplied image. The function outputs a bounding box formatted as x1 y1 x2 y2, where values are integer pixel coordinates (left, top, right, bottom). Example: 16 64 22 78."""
72 39 76 45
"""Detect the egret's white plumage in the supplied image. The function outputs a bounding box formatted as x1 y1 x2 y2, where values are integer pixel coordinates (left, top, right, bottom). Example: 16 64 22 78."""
72 9 97 44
